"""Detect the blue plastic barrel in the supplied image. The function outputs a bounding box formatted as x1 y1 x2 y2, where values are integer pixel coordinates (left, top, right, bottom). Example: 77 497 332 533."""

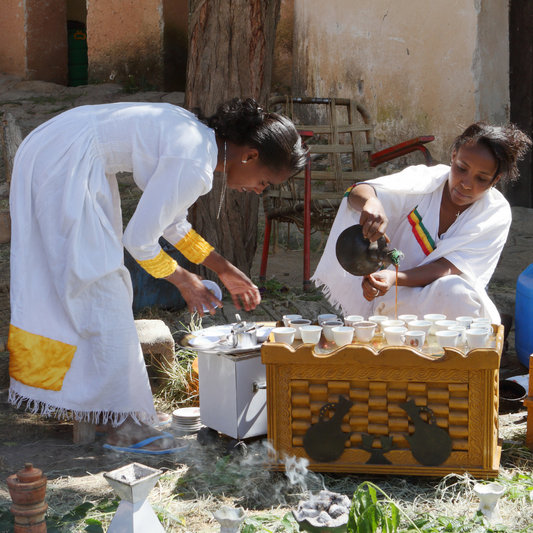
515 263 533 368
124 238 189 314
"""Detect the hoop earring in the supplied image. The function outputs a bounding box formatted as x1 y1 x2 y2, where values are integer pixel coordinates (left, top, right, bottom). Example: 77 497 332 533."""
217 142 227 219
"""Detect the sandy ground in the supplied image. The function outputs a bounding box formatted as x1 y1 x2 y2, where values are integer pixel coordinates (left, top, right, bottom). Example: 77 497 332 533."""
1 75 533 531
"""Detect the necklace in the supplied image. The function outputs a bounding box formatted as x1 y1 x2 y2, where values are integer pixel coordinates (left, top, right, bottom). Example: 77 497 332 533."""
446 183 466 220
217 141 227 219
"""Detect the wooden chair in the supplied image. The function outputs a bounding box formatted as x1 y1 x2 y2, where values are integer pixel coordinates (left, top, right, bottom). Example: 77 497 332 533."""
259 97 434 290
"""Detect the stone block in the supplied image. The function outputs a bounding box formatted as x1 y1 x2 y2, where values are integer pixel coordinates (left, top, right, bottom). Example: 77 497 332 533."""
135 319 175 385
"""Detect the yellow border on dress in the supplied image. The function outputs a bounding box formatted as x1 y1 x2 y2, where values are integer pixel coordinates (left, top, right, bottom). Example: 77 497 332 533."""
8 324 77 391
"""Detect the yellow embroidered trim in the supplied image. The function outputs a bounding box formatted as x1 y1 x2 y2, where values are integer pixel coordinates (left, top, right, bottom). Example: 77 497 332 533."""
137 249 178 278
175 229 214 265
8 324 77 391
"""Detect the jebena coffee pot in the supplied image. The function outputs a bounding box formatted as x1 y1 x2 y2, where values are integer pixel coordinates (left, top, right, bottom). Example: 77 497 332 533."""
335 224 402 276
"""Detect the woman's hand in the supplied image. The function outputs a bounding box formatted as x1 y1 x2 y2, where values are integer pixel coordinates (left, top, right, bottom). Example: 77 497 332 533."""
201 250 261 311
217 267 261 311
164 267 222 316
362 270 396 301
360 197 389 242
348 184 388 242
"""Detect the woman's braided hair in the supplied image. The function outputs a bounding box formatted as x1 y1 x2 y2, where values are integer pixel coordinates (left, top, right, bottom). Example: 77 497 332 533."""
450 122 532 183
195 97 308 177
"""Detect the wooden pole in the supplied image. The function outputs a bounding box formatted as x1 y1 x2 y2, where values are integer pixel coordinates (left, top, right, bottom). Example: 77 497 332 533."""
1 111 23 185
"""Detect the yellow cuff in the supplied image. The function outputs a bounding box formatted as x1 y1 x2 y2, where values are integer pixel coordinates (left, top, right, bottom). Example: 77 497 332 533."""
137 249 178 278
175 229 214 265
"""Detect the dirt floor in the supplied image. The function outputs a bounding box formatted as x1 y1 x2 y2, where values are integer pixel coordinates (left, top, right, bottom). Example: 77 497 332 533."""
1 76 533 531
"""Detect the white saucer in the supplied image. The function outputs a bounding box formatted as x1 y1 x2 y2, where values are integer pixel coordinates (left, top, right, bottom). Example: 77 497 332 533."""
173 407 201 418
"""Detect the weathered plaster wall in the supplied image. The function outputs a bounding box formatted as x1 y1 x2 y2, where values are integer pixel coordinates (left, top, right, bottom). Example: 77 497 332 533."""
26 0 68 84
272 0 295 94
87 0 164 88
293 0 509 162
0 0 26 76
473 0 509 124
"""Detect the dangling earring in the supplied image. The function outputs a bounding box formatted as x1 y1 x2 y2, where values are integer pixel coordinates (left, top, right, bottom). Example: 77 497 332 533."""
217 142 227 219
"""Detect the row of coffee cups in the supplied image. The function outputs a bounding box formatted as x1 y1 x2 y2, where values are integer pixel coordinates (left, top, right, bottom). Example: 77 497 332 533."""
272 313 494 349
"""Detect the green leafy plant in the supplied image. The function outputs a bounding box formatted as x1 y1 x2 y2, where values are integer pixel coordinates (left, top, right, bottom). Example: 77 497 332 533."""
348 483 401 533
242 512 297 533
0 500 119 533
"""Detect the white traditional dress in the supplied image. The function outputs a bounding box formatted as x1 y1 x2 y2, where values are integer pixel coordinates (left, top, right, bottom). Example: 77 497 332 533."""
312 164 511 323
9 103 216 425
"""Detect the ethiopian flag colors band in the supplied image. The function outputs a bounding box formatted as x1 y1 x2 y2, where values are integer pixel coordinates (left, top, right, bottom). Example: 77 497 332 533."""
407 207 435 256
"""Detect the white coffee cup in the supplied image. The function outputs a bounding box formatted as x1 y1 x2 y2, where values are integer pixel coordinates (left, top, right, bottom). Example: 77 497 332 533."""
382 319 405 329
353 321 376 343
456 316 474 328
317 314 338 325
398 314 418 323
402 330 426 349
344 315 364 327
473 324 495 336
300 325 323 344
332 326 355 347
424 314 447 334
322 320 344 341
434 320 459 332
436 330 459 348
448 325 466 346
407 320 432 336
272 327 296 344
466 328 489 349
471 318 495 334
289 318 312 340
384 326 408 345
283 314 302 327
368 316 389 335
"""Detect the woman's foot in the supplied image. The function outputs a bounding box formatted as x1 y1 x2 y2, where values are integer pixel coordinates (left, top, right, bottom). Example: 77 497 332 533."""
96 412 171 435
106 416 176 451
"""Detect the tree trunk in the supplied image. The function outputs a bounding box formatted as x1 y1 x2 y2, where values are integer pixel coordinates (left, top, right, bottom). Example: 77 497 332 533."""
185 0 281 280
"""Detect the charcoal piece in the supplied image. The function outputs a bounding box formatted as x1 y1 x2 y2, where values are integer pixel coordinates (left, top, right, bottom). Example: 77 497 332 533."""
328 504 346 519
299 508 320 519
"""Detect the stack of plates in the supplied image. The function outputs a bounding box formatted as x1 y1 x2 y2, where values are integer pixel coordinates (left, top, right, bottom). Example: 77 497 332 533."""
171 407 202 435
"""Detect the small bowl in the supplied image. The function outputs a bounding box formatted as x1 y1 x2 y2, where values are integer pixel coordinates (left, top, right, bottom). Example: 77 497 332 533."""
256 326 274 343
188 336 220 350
499 380 527 413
